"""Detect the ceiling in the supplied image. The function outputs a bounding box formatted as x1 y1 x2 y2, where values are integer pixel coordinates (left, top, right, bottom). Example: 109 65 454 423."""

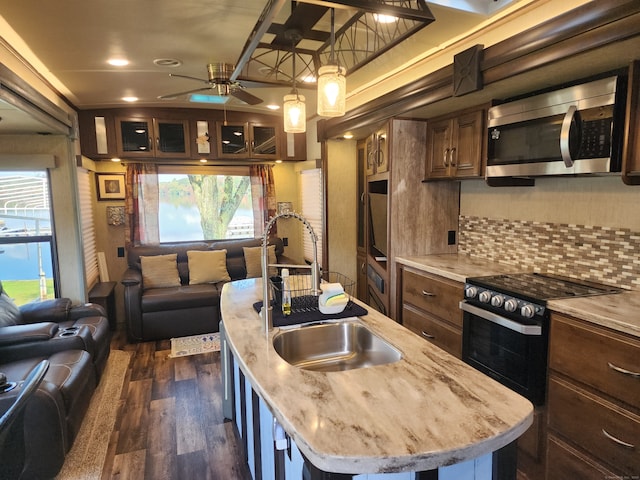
0 0 522 133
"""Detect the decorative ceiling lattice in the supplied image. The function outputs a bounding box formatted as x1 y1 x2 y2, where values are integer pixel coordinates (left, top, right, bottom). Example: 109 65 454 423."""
234 0 435 87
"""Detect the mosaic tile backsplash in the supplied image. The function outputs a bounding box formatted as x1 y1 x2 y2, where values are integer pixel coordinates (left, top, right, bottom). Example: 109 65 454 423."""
458 216 640 290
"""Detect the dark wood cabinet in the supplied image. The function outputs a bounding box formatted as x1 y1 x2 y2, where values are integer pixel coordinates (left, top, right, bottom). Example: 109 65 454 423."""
546 313 640 478
216 121 279 159
78 108 305 162
623 60 640 185
365 124 389 176
116 117 190 158
400 268 462 358
425 107 484 180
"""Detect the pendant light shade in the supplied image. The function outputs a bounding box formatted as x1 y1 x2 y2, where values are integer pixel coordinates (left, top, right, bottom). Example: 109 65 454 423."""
317 64 346 117
283 29 306 134
317 8 346 117
283 93 306 133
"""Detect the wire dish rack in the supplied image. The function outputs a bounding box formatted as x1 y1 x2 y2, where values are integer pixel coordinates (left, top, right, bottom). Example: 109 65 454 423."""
269 271 355 314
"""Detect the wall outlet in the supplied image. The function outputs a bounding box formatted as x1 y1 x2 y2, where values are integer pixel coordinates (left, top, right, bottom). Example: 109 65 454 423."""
283 237 288 246
117 247 125 257
447 230 456 245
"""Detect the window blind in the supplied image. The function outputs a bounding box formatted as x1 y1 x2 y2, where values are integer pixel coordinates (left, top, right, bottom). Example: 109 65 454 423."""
77 168 99 287
299 168 323 265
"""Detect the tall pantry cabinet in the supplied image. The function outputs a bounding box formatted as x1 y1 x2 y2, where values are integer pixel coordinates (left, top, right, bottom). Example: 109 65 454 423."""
357 118 460 320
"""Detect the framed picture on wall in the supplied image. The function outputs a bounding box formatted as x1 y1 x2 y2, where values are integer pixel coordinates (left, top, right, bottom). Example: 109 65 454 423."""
96 174 125 201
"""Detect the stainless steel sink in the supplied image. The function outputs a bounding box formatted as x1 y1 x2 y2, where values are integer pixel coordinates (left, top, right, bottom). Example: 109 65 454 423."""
272 319 402 372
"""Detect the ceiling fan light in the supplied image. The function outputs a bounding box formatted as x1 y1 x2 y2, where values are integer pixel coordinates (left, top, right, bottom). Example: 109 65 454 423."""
283 93 306 133
317 65 346 117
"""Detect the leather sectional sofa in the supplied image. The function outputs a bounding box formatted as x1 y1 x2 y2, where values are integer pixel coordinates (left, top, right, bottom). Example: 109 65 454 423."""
0 281 112 479
121 237 284 342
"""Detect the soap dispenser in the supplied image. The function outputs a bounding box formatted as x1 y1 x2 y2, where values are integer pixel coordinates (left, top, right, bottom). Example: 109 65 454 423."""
281 268 291 316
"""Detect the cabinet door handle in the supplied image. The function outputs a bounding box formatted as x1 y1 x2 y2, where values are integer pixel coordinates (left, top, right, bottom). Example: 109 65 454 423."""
421 331 435 339
443 148 449 167
450 147 457 167
421 290 435 297
602 428 635 449
360 262 366 274
607 362 640 378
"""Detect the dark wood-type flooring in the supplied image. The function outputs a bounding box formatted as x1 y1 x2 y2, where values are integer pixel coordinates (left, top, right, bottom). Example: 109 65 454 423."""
101 329 252 480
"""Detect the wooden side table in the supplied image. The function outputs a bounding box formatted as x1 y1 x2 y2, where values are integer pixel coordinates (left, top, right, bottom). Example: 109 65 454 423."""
89 281 117 331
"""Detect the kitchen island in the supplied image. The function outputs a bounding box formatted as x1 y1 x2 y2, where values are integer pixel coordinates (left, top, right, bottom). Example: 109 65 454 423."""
220 277 533 479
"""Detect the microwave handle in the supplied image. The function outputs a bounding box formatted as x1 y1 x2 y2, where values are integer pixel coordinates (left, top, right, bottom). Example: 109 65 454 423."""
560 105 579 168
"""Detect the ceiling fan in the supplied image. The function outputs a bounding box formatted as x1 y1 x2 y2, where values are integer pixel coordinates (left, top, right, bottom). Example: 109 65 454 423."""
158 63 267 105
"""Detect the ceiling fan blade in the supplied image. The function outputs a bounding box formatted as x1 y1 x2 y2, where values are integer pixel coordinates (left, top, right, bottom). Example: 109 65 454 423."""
158 87 213 100
230 88 263 105
237 78 289 89
168 73 210 83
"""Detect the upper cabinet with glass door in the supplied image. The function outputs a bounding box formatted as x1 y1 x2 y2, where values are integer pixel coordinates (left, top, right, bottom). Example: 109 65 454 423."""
116 117 190 158
216 122 279 159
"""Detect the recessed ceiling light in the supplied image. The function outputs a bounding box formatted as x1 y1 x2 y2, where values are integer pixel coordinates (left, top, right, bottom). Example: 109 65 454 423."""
153 58 183 68
122 96 138 102
111 157 121 162
199 158 208 163
343 133 354 139
266 104 280 111
108 58 129 67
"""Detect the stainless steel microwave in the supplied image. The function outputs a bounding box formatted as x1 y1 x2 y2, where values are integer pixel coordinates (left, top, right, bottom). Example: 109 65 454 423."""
486 75 627 179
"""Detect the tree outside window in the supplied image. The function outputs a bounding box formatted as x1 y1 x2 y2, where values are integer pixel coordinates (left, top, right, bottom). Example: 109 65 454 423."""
158 171 253 242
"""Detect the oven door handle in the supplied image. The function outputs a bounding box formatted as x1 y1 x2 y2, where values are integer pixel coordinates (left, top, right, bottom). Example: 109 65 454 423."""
459 301 542 336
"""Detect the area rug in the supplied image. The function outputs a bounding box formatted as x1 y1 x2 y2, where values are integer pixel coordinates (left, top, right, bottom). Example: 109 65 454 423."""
55 349 131 480
169 332 220 358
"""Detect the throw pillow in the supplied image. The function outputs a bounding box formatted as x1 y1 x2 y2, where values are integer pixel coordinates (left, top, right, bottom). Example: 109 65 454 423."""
140 254 181 289
187 249 231 284
243 245 277 278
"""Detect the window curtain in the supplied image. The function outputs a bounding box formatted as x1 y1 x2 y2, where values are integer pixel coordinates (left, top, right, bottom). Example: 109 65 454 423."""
250 164 277 237
125 163 159 246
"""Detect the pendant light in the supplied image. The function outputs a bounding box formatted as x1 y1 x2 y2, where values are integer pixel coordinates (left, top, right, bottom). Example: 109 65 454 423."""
317 8 346 117
283 30 306 133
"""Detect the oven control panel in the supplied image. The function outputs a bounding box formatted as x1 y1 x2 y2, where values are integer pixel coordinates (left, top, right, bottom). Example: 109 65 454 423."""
464 284 546 320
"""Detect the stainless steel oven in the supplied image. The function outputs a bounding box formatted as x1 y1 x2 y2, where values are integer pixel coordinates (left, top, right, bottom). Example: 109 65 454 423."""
460 273 622 406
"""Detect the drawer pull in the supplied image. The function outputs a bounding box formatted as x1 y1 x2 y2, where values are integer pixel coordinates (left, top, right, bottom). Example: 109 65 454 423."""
607 362 640 378
421 290 435 297
602 428 635 449
421 331 435 339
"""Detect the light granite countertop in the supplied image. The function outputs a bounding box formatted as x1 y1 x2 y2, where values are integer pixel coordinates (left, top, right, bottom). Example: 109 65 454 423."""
221 278 533 474
396 254 640 338
396 254 521 283
549 290 640 337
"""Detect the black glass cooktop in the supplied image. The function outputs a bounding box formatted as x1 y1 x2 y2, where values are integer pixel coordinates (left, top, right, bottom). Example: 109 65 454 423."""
467 272 623 301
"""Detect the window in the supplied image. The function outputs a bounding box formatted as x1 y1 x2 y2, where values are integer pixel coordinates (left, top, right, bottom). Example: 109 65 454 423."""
299 168 323 265
0 171 57 305
158 166 254 242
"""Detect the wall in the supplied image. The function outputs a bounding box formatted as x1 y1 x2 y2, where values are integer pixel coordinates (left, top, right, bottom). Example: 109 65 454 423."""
325 139 358 287
459 176 640 289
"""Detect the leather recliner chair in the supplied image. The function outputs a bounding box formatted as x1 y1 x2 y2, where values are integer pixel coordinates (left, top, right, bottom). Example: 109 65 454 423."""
0 350 96 479
0 281 111 379
0 359 49 479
